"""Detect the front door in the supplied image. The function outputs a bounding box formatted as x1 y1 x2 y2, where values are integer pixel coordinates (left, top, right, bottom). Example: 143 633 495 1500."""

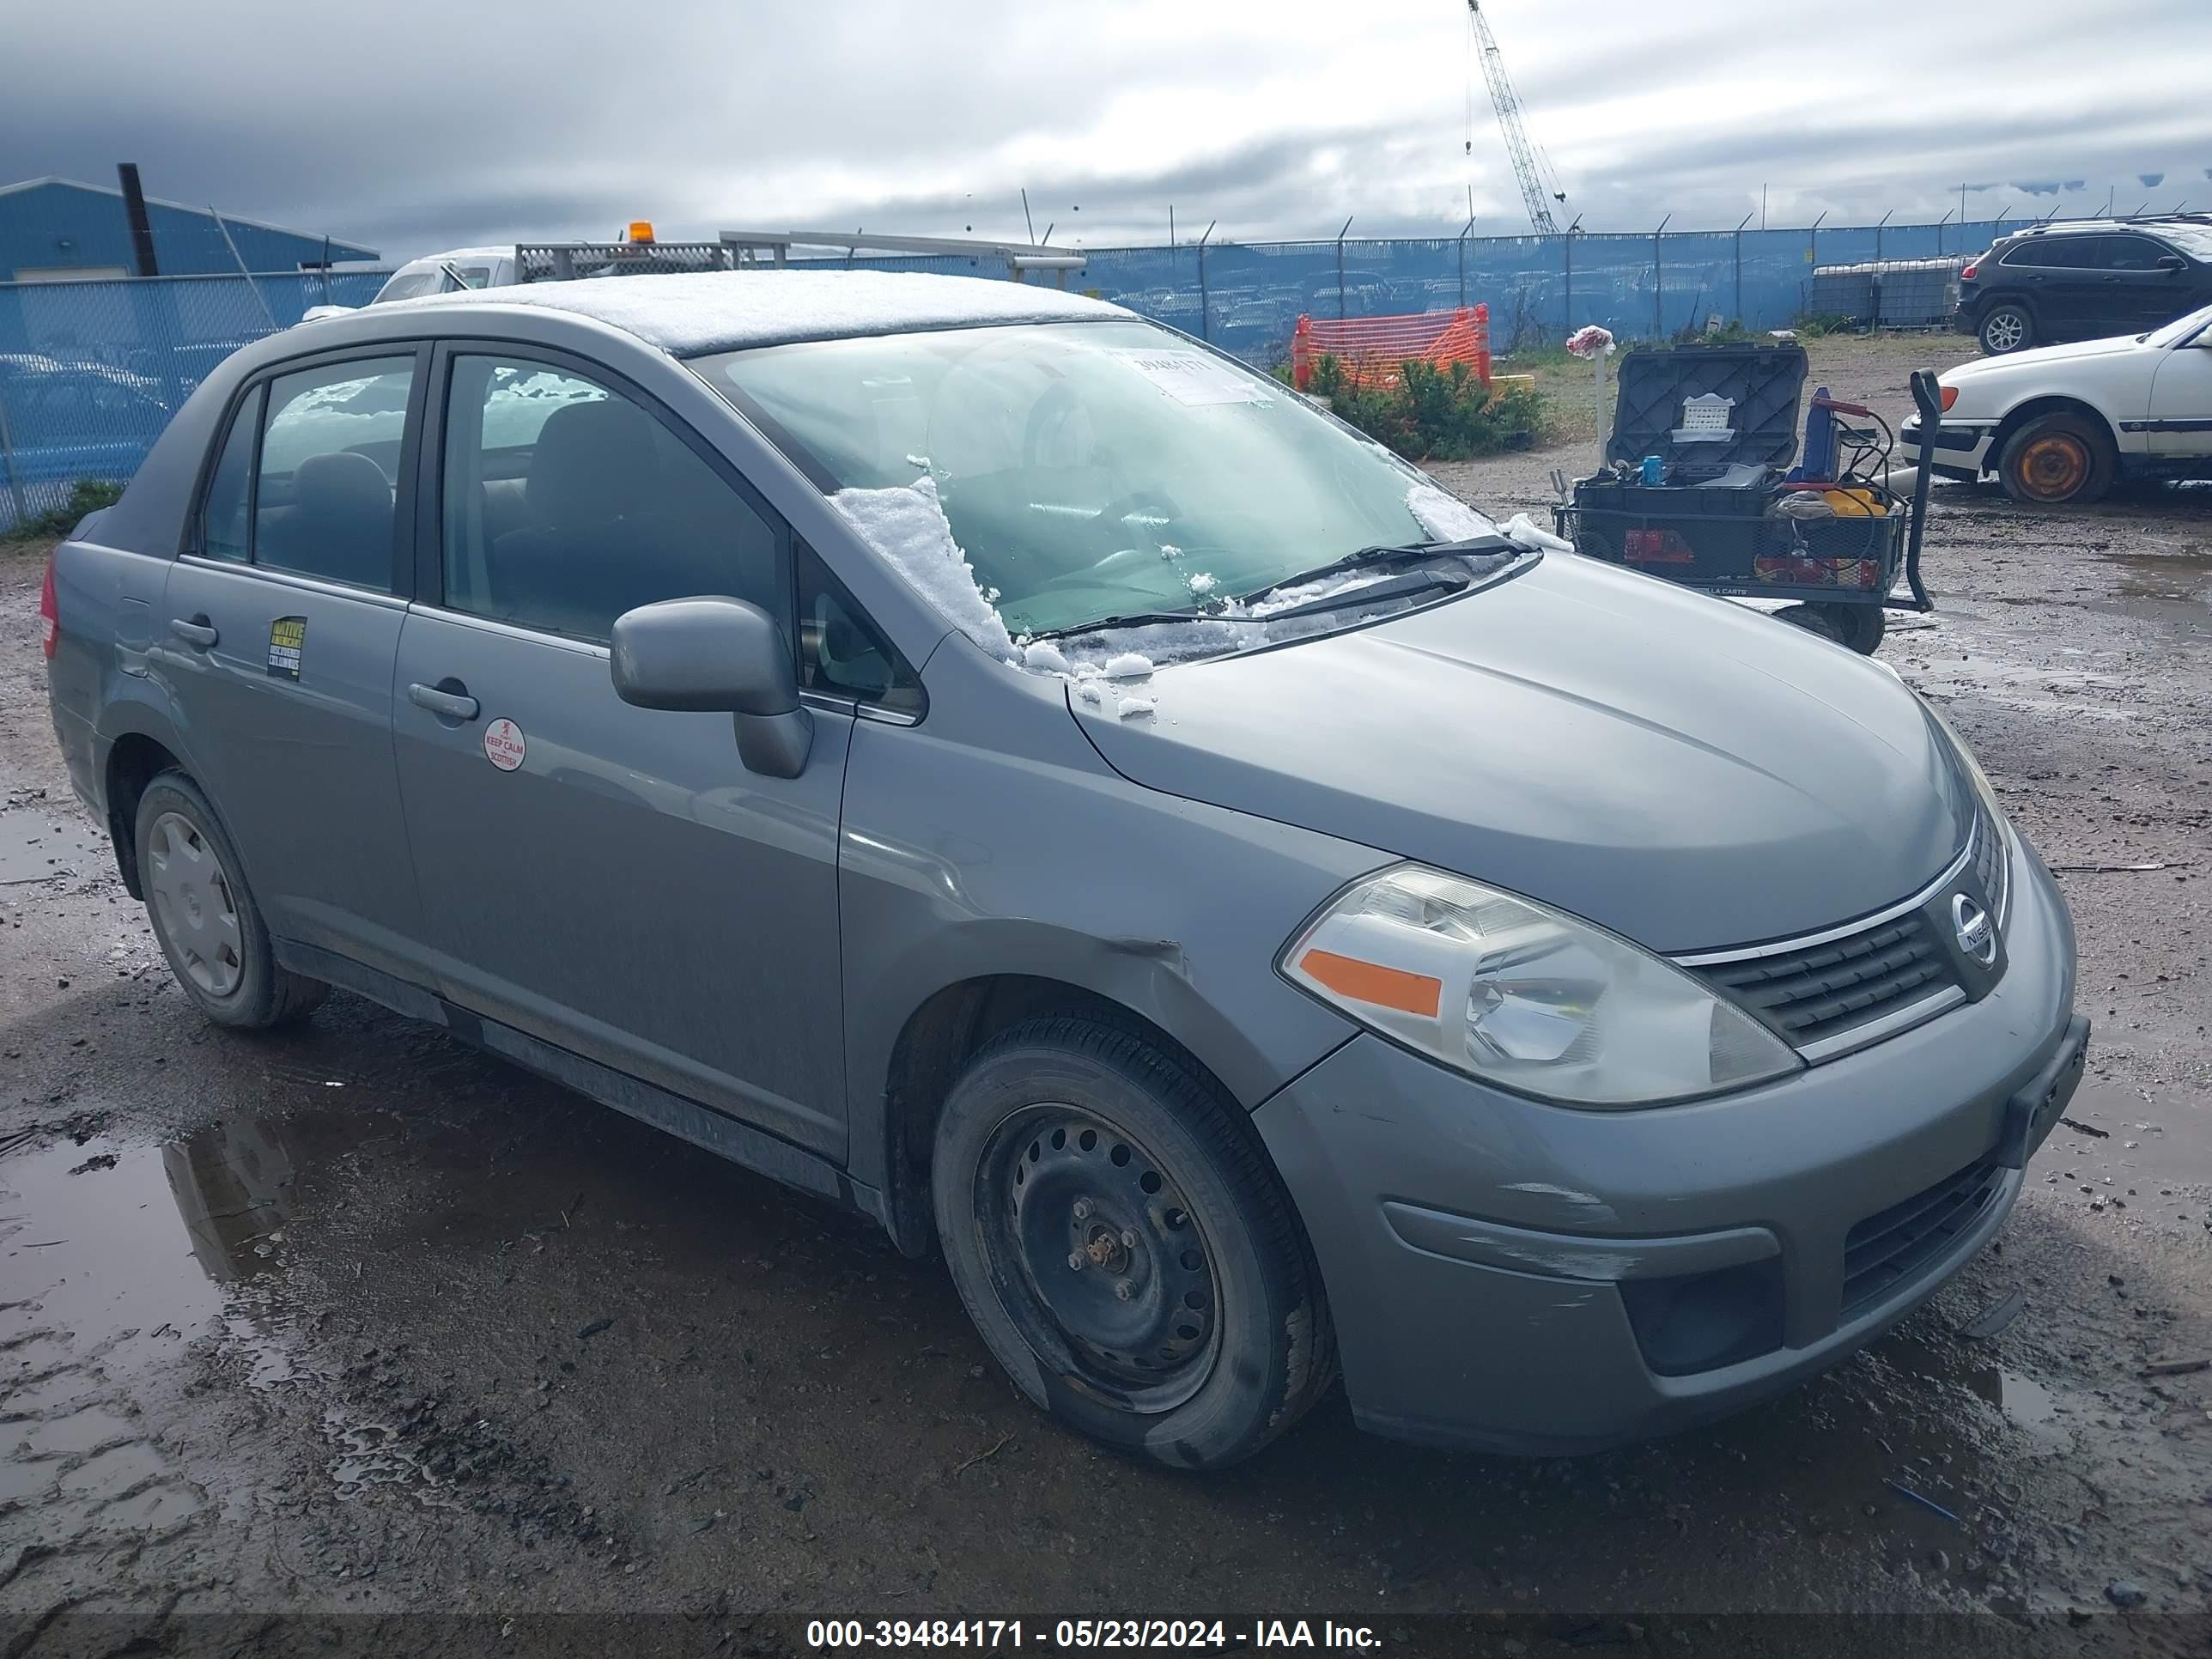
155 349 428 976
2146 332 2212 458
389 347 852 1158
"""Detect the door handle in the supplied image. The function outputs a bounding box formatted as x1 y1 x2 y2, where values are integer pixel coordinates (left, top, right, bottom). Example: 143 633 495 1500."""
409 681 480 722
416 677 486 725
168 616 218 649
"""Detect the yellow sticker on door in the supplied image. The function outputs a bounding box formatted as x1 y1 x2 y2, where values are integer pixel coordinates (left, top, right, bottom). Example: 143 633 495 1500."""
483 718 526 772
266 617 306 680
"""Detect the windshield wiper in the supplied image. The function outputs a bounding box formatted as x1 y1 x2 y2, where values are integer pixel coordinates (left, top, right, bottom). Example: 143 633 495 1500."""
1231 534 1512 605
1024 568 1472 643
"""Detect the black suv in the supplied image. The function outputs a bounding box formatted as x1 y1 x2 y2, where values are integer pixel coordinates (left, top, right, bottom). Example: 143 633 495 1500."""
1957 216 2212 354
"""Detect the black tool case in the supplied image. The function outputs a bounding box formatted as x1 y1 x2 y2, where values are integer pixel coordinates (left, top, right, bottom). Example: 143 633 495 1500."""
1553 343 1929 651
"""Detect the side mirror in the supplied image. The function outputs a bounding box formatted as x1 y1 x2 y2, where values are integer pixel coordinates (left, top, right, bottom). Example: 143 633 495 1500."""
610 597 811 778
2155 254 2186 274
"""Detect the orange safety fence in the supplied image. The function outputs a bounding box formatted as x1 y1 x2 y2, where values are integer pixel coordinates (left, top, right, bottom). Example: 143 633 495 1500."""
1291 304 1491 392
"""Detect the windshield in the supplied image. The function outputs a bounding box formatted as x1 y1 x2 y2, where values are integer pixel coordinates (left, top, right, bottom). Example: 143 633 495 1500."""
2148 300 2212 349
2156 223 2212 261
694 319 1490 637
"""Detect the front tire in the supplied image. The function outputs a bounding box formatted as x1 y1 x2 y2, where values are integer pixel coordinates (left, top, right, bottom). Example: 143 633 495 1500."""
1978 302 2033 355
1997 412 2116 506
932 1017 1334 1469
135 771 327 1030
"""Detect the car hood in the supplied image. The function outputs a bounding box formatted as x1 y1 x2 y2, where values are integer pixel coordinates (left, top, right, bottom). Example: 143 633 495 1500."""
1070 556 1972 954
1946 331 2143 386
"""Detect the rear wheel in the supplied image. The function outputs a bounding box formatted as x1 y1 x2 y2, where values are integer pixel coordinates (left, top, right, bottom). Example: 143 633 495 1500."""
135 772 327 1030
1978 302 2033 355
1775 604 1844 645
932 1017 1334 1469
1997 412 2116 506
1815 603 1887 655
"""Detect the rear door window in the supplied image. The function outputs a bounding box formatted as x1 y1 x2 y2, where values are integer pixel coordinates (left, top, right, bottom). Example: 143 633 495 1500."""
252 356 416 591
2002 237 2095 269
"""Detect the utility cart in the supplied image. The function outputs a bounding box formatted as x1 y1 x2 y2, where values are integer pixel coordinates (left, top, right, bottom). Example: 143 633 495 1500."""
1553 343 1941 655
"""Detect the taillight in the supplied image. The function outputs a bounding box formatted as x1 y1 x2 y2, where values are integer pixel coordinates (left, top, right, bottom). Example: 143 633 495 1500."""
39 554 59 661
1960 262 1978 280
1940 385 1958 412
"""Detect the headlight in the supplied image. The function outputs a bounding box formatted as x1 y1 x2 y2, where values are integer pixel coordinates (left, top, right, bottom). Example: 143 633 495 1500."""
1279 865 1801 1107
1920 699 2013 923
1921 700 2000 821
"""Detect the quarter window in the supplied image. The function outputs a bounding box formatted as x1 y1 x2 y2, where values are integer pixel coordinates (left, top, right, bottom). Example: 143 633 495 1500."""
796 544 925 717
198 386 260 562
254 356 415 590
440 354 789 643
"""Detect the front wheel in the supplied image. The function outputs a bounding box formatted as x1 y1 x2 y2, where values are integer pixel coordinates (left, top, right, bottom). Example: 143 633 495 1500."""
1997 412 2116 506
1978 302 2033 355
932 1018 1334 1469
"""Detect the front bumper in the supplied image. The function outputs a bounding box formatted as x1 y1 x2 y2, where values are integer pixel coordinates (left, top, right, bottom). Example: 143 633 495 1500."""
1254 839 2080 1455
1901 415 1996 471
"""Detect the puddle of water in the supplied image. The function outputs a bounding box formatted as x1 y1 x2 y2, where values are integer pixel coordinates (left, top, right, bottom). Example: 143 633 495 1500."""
2090 549 2211 632
1 1117 313 1532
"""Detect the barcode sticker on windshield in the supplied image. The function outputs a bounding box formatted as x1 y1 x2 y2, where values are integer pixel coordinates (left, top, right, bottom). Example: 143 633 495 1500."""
1109 349 1265 407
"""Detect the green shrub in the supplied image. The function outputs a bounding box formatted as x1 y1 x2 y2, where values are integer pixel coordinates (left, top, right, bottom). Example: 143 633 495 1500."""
1304 353 1541 461
5 478 125 543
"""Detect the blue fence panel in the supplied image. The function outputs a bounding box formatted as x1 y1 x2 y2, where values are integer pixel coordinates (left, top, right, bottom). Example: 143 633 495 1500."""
0 216 2063 526
0 270 389 527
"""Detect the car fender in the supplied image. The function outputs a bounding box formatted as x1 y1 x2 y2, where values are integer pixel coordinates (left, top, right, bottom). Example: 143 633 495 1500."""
1948 345 2148 457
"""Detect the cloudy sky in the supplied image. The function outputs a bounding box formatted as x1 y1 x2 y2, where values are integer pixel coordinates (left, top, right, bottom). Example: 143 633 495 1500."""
9 0 2209 260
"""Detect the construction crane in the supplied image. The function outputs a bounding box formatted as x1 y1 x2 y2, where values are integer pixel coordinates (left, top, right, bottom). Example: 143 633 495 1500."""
1465 1 1566 235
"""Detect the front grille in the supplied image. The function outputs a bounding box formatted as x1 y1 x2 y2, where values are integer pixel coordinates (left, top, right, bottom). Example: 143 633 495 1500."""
1840 1153 2006 1318
1695 910 1960 1049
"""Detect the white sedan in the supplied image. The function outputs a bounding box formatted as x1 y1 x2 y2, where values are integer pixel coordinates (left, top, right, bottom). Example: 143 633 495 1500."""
1904 300 2212 504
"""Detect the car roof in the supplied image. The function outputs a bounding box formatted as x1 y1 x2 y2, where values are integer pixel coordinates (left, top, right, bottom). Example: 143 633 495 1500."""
391 246 513 270
2008 216 2209 239
370 268 1133 356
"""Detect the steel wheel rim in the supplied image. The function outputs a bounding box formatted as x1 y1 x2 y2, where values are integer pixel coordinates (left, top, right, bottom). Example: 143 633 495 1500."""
977 1103 1223 1413
1985 312 2024 351
2019 434 2088 500
146 811 244 997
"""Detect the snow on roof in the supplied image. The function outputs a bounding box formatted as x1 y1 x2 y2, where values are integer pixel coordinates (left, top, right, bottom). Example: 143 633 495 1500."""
378 269 1131 356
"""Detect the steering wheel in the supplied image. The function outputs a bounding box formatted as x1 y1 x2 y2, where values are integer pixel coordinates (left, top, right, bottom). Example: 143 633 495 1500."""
1092 489 1182 550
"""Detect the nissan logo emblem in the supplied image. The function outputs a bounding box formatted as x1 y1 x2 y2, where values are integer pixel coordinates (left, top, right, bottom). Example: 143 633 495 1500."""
1952 894 1996 965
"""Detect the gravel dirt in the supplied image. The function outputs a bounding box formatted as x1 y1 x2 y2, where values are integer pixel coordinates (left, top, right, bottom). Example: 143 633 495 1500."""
3 332 2209 1656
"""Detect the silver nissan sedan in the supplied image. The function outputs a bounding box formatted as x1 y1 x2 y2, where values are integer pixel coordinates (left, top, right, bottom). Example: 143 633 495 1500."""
43 271 2086 1468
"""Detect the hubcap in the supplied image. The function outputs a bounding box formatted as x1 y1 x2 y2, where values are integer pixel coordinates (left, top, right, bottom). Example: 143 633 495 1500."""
2018 434 2088 501
145 811 244 997
1985 312 2024 351
981 1106 1221 1411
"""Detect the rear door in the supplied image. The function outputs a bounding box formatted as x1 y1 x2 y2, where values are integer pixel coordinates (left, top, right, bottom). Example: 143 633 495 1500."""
2100 234 2198 332
389 344 854 1158
1999 236 2105 337
155 347 430 978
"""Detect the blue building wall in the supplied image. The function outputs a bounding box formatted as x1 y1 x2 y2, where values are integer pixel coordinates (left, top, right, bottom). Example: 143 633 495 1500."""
0 179 377 281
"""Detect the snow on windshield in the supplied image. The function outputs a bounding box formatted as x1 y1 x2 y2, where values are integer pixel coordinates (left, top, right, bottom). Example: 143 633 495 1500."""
832 472 1525 718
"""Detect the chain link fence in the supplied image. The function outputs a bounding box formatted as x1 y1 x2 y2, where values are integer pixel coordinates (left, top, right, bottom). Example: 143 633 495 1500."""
3 216 2018 530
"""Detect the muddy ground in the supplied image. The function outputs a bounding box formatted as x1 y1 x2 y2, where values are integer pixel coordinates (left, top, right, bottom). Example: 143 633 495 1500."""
3 333 2209 1656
